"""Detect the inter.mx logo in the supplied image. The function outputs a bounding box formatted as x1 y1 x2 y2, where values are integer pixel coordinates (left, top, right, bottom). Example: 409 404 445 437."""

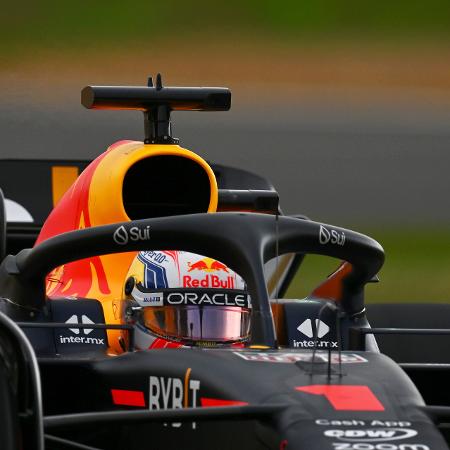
298 319 330 338
293 319 338 348
59 315 105 345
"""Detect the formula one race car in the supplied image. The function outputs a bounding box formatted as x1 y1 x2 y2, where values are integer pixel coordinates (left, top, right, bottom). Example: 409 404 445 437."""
0 75 450 450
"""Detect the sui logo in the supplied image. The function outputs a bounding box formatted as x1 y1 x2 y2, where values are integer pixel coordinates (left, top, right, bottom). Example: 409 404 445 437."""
113 225 151 246
113 225 129 245
319 225 345 246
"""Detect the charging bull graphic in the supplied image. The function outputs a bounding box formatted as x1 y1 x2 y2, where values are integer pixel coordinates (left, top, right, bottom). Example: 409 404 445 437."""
188 257 229 273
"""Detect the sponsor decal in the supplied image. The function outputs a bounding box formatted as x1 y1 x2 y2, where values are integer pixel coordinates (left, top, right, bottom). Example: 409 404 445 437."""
149 368 200 429
147 369 246 430
113 225 128 245
165 291 250 308
132 287 164 307
59 335 105 345
58 314 105 345
319 225 345 246
134 289 250 308
325 429 418 442
293 340 338 349
234 352 368 364
317 420 428 450
293 318 337 349
297 319 330 338
184 257 234 288
331 445 428 450
113 225 151 245
296 385 384 411
188 257 229 273
316 420 412 428
183 274 235 289
65 314 94 335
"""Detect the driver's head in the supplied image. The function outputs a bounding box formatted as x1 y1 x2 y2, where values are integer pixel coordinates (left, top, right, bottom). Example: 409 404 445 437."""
123 251 251 349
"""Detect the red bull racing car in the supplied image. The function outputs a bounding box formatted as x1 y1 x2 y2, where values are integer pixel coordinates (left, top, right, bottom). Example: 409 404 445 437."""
0 75 450 450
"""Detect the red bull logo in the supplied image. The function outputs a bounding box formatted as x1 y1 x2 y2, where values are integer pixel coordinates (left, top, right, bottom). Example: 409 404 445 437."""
183 275 235 289
187 257 229 273
185 257 234 288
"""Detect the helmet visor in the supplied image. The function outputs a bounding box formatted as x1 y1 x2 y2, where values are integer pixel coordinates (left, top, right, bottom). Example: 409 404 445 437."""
141 305 251 342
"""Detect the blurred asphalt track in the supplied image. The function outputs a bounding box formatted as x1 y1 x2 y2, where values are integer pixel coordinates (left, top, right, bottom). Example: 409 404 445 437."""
0 96 449 226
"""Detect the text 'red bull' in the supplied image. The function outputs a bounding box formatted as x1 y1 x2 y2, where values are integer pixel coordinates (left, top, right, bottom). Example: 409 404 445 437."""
183 275 235 289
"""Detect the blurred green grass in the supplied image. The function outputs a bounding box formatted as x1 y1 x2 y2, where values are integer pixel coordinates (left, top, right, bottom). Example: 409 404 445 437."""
285 228 450 302
2 0 450 59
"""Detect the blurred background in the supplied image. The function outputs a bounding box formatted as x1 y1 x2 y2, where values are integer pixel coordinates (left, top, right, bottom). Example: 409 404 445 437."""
0 0 449 302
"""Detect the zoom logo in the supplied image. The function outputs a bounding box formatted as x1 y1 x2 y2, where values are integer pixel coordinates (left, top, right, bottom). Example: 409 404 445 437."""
113 225 151 245
332 445 428 450
319 225 346 246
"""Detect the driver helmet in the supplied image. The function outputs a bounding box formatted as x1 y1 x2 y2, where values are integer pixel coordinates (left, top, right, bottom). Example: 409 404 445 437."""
123 250 251 349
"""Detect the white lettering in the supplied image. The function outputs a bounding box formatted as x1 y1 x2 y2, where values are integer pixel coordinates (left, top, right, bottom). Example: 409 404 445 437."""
147 374 201 429
171 378 183 428
149 376 160 410
167 293 184 304
113 225 151 246
129 227 139 241
166 292 249 307
293 339 338 348
332 445 429 450
319 225 345 246
189 380 200 407
199 293 214 305
172 378 183 409
326 428 418 443
59 336 105 345
161 378 172 409
316 419 366 426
